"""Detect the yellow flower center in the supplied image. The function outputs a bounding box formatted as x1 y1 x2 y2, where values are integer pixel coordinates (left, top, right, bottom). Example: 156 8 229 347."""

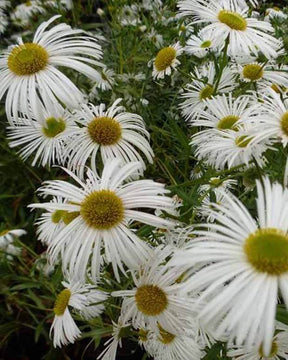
138 328 149 342
80 190 124 230
242 64 264 81
154 47 177 71
25 1 32 6
244 228 288 275
218 10 247 31
135 285 168 316
43 117 66 138
271 84 281 94
62 211 80 225
235 135 252 148
259 341 278 357
8 43 48 76
200 40 211 49
53 289 71 316
0 229 9 236
51 210 65 224
199 85 214 101
158 324 175 344
280 112 288 136
217 115 240 130
88 116 122 146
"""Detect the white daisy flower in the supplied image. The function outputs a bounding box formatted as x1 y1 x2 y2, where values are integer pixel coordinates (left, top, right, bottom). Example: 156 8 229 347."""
147 29 164 48
0 15 103 121
177 0 281 59
90 68 115 92
63 99 154 179
30 160 175 281
142 0 163 11
142 323 204 360
233 58 288 92
0 228 26 253
227 322 288 359
7 101 78 167
192 125 270 169
265 7 287 21
189 93 260 129
112 246 194 334
152 42 183 80
50 277 107 348
97 317 130 360
171 177 288 356
180 62 236 120
0 13 8 33
185 29 214 58
117 72 146 83
11 1 45 27
119 5 140 26
251 89 288 147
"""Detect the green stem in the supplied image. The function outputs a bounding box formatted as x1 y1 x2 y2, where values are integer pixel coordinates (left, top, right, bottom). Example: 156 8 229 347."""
214 36 229 94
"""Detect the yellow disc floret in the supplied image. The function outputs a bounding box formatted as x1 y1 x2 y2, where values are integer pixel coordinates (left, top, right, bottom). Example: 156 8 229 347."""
217 115 240 130
218 10 247 31
135 285 168 316
62 211 80 225
259 341 278 357
53 289 71 316
280 112 288 136
158 324 175 344
43 117 66 138
242 64 264 81
235 135 252 148
88 116 122 145
80 190 124 230
51 210 65 224
244 228 288 275
154 47 177 71
200 40 212 49
8 43 48 76
199 85 214 101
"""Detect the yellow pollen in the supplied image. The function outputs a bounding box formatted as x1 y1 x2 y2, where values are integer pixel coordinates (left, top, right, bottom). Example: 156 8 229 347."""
135 285 168 316
280 112 288 136
200 40 211 49
88 116 122 145
138 328 149 342
235 135 252 148
0 229 9 236
259 341 278 357
25 1 32 5
43 117 66 138
244 228 288 275
8 43 48 76
80 190 124 230
218 10 247 31
154 47 177 71
242 64 264 81
199 85 214 101
271 84 281 94
51 210 65 224
217 115 240 130
53 289 71 316
158 324 175 344
62 211 80 225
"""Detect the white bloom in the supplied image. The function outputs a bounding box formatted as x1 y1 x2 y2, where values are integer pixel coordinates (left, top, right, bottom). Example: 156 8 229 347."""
227 322 288 359
192 125 271 169
233 57 288 92
251 90 288 147
112 246 194 334
177 0 281 59
97 318 130 360
30 160 175 281
90 68 115 92
265 7 287 21
0 228 26 250
0 15 103 121
152 42 183 80
141 324 204 360
189 93 260 129
185 29 214 58
180 62 236 119
119 5 140 26
50 277 107 347
63 99 154 179
142 0 163 11
147 29 164 48
171 178 288 356
7 101 78 167
118 72 145 83
0 13 8 33
11 1 45 27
